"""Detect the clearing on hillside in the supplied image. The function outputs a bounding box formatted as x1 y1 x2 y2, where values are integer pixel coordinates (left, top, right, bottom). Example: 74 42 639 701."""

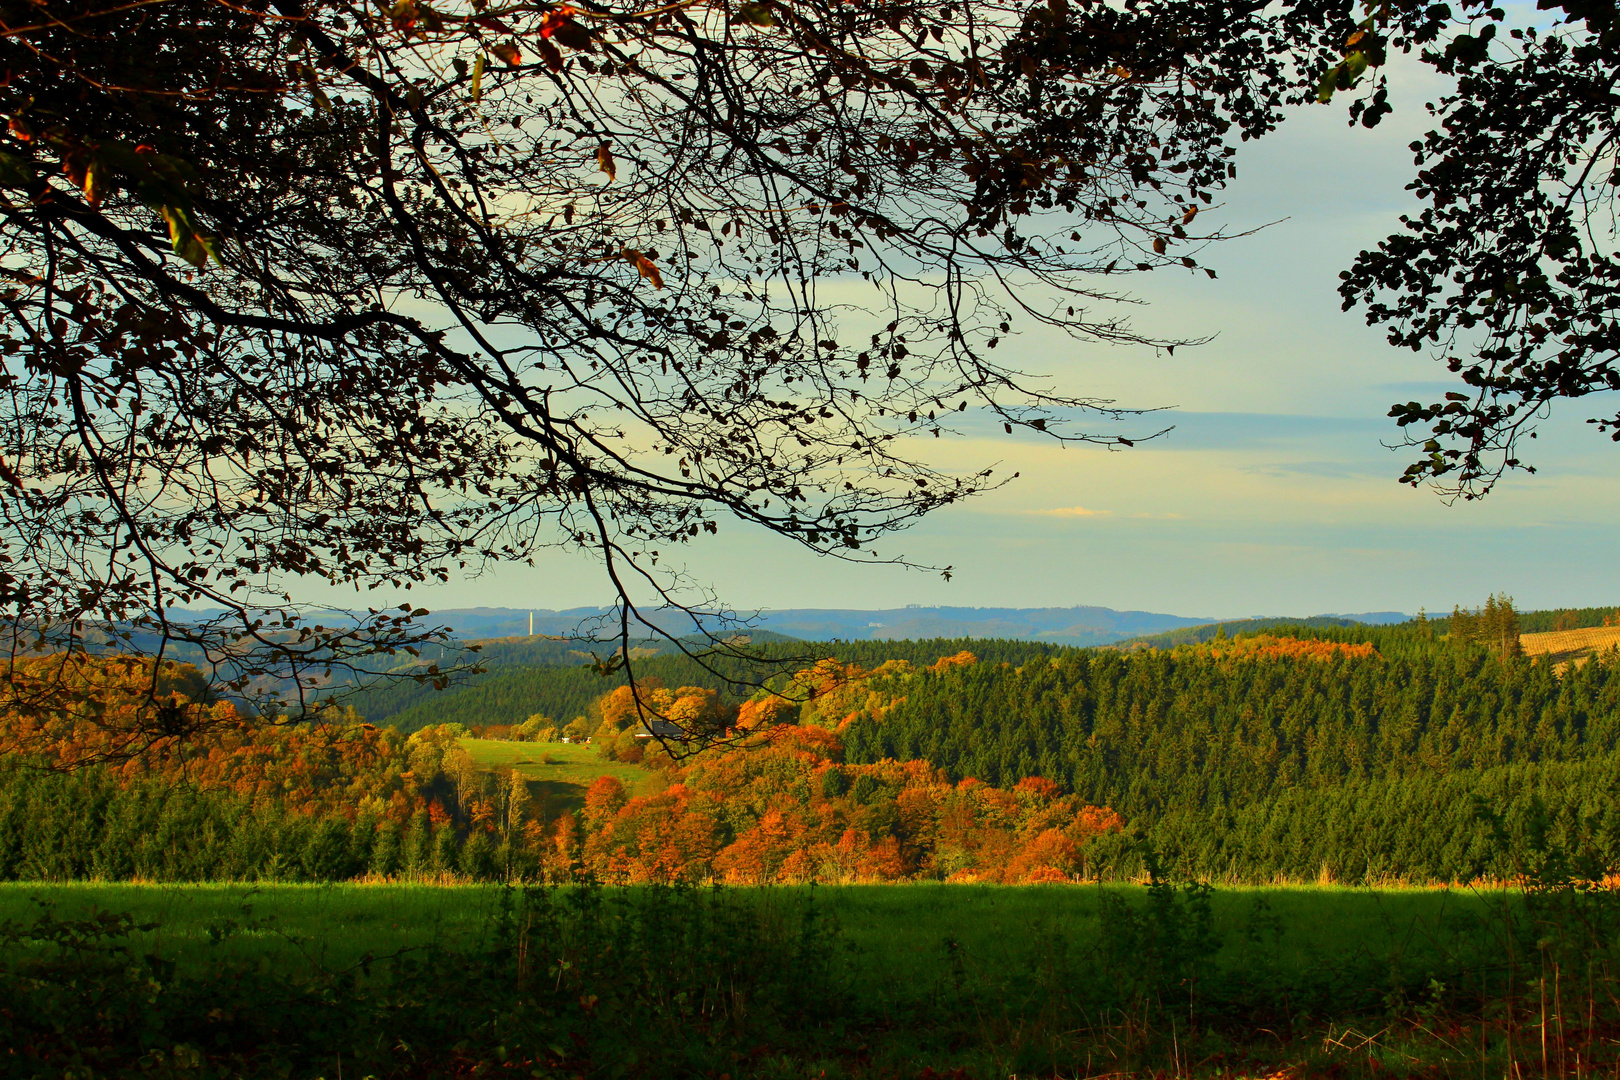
460 738 660 820
1520 625 1620 669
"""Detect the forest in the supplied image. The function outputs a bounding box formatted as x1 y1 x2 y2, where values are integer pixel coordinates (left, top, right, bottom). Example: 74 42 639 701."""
835 623 1620 881
0 658 1128 885
7 612 1620 886
351 635 1079 732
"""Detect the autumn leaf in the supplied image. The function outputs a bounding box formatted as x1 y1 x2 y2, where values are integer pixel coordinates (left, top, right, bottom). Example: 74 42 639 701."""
596 145 615 182
389 0 417 31
535 38 563 72
470 53 485 100
160 204 218 268
490 40 522 66
623 248 663 289
540 7 593 50
1315 62 1343 103
1151 236 1167 254
1182 204 1198 225
82 160 108 204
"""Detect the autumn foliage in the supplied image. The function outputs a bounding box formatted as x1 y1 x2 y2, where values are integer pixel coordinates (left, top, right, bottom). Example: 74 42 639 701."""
1179 634 1380 663
577 722 1122 885
1 651 1124 884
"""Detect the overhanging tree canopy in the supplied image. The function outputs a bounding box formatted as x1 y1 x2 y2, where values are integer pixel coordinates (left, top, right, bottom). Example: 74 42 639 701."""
12 0 1602 753
0 0 1271 748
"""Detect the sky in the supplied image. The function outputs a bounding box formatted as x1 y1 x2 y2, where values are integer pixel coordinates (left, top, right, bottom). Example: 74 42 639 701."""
364 52 1620 622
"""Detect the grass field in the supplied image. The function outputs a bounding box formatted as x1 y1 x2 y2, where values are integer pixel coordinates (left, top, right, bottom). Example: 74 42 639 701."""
2 881 1602 1078
1521 625 1620 668
0 879 1509 989
461 737 658 817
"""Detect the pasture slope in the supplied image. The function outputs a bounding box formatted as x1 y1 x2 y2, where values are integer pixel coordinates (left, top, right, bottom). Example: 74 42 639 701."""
460 737 658 818
1520 624 1620 669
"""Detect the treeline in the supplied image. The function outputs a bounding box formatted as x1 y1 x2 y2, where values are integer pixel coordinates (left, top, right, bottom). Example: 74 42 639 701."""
1152 753 1620 882
828 627 1620 881
1121 616 1382 649
17 619 1620 885
0 732 1131 885
360 637 1078 731
0 756 554 882
841 627 1620 807
1519 606 1620 633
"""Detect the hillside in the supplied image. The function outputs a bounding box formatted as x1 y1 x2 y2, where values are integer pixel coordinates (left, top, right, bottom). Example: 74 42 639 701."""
460 738 659 820
1118 613 1409 648
351 637 1081 730
1520 624 1620 669
817 623 1620 881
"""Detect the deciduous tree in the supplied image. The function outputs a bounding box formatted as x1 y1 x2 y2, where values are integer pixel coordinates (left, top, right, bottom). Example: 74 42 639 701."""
0 0 1258 744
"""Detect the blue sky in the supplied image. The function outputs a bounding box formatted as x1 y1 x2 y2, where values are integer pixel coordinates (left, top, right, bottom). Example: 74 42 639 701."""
373 54 1620 621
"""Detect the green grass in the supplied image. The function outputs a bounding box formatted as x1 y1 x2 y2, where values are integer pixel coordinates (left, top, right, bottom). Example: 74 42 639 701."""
1 881 1581 1079
0 880 1511 998
460 737 658 818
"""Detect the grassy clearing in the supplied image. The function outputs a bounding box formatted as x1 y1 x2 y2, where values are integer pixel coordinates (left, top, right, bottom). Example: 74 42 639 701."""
461 737 658 817
1521 625 1620 669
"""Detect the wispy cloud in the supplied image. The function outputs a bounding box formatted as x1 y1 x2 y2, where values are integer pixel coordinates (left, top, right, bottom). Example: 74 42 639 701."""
1027 506 1113 517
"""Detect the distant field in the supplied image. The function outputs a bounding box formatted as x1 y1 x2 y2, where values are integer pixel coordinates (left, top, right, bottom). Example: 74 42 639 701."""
1521 625 1620 668
460 737 659 818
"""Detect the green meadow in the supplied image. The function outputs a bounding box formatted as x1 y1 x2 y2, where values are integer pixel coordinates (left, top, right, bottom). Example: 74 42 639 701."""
1 879 1610 1078
0 879 1512 992
460 736 659 816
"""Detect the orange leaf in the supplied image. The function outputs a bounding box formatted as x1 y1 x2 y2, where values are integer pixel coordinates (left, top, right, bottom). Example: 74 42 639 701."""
490 41 522 66
623 248 663 289
541 8 593 50
596 145 616 182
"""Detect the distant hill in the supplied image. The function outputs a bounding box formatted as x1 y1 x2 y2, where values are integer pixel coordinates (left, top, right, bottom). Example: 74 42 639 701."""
354 636 1080 732
424 605 1216 646
1118 614 1410 649
160 603 1417 648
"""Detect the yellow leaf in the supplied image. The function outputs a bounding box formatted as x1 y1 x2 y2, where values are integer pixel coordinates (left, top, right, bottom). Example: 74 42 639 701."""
83 160 111 205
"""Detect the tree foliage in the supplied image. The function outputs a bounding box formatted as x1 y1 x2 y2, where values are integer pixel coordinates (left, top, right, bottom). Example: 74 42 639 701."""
0 0 1276 739
1318 0 1620 494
